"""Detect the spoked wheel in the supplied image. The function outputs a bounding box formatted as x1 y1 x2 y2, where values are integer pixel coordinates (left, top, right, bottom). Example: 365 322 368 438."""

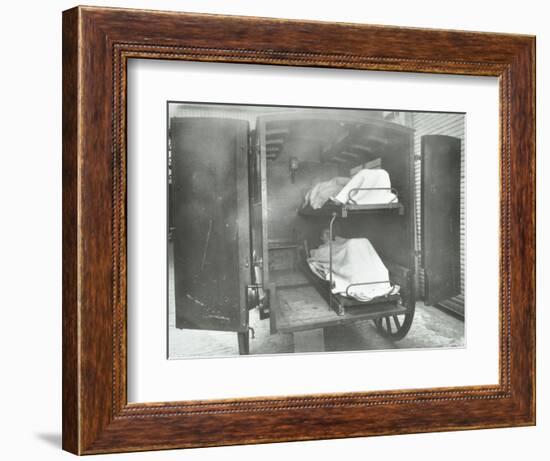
373 303 415 341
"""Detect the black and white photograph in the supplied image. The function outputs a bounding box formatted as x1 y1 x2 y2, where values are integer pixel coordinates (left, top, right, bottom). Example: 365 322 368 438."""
167 102 465 358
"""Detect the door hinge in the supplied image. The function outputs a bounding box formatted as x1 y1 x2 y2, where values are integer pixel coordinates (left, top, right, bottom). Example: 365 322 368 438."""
246 285 270 319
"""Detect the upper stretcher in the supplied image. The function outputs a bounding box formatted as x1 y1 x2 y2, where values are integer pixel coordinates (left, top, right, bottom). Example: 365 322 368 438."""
298 168 404 217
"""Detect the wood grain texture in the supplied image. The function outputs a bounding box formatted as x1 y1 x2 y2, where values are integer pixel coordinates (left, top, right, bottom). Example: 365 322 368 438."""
61 7 79 454
62 5 536 455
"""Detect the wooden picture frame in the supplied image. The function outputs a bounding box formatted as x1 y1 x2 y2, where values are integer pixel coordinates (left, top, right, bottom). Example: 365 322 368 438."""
62 5 535 455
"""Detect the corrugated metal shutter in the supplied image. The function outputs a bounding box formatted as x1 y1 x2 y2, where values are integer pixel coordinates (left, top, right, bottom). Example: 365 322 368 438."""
169 104 260 127
412 113 465 315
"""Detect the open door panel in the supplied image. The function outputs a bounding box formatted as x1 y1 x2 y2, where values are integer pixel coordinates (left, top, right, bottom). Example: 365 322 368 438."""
421 135 461 306
170 117 251 332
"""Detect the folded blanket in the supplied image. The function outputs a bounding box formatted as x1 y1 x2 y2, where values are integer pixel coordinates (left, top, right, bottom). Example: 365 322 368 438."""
308 237 399 302
303 169 397 209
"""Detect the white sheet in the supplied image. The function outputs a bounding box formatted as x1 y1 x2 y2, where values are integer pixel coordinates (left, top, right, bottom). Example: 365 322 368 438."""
304 177 349 209
304 168 397 209
334 169 397 205
308 237 398 301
